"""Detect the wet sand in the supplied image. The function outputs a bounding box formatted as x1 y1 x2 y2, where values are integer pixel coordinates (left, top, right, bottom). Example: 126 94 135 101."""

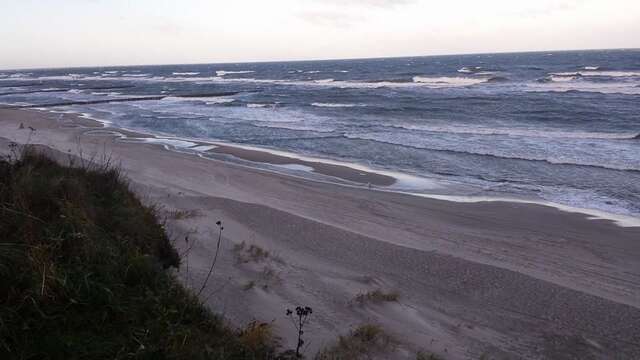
209 144 396 186
1 108 639 359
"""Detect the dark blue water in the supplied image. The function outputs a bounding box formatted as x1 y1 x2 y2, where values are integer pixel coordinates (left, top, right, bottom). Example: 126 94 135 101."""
1 49 639 217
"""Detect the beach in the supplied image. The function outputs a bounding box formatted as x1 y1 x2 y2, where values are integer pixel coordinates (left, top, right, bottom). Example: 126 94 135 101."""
1 108 639 359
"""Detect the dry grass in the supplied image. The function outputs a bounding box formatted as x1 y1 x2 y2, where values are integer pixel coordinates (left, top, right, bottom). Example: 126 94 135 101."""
353 289 399 306
167 208 201 220
315 324 396 360
238 321 279 355
233 241 271 263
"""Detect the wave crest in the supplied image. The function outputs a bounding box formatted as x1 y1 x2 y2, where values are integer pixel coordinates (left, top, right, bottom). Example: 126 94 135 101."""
412 76 488 87
215 70 255 76
311 102 365 108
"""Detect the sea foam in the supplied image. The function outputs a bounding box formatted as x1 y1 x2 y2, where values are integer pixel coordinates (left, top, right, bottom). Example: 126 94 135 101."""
215 70 255 76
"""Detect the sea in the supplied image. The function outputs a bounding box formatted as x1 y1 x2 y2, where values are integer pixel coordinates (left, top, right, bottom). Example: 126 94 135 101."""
1 49 639 220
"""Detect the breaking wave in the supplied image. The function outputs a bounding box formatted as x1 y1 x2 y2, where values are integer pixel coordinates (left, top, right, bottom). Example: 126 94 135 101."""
458 66 482 73
412 76 488 87
385 124 640 140
311 102 366 108
215 70 255 76
549 70 640 77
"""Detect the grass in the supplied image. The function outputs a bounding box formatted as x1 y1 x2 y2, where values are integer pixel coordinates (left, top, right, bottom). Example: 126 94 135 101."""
242 280 256 291
416 351 443 360
167 208 201 220
233 241 271 263
315 324 396 360
353 289 399 306
0 148 280 359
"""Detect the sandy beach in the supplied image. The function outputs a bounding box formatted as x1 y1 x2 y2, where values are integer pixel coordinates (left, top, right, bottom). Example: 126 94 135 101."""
1 108 639 359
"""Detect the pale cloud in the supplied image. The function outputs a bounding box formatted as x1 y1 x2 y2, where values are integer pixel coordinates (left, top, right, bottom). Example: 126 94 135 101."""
299 10 364 27
511 0 586 18
0 0 639 69
313 0 416 7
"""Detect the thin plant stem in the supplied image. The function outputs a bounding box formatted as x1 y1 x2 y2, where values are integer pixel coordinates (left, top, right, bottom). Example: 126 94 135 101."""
196 222 223 298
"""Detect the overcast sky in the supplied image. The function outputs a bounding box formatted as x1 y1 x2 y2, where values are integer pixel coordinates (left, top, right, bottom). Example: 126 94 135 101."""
1 0 639 69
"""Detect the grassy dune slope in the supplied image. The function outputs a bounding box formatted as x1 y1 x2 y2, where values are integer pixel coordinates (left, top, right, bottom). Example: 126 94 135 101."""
0 149 278 359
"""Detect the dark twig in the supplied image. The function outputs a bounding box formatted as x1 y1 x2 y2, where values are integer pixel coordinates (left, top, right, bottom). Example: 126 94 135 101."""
286 306 313 358
196 221 223 298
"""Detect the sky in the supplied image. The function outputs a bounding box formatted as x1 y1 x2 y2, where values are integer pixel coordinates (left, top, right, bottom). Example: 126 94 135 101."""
1 0 639 69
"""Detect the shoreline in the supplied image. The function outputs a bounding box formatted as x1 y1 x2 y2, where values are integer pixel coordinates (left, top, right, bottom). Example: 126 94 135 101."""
2 108 640 358
39 107 640 228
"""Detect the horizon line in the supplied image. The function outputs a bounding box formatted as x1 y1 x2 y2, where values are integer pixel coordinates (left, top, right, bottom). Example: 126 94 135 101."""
2 47 638 72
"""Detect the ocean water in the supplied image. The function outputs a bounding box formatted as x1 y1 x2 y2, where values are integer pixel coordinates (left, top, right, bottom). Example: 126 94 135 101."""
1 49 639 218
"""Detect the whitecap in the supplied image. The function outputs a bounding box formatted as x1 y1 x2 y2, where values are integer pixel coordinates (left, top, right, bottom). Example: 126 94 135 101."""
90 92 122 96
205 98 235 105
583 70 640 77
412 76 487 87
457 66 482 73
388 123 639 140
311 102 365 108
5 73 32 79
547 74 579 82
215 70 255 76
528 81 640 95
172 72 200 76
550 70 640 77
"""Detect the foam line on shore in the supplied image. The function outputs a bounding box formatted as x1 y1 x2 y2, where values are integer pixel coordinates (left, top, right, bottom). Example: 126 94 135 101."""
405 193 640 227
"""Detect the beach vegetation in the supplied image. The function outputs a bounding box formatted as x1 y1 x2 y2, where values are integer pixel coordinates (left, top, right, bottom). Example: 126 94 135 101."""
239 320 279 355
233 241 271 263
315 323 396 360
353 289 399 306
286 306 313 358
167 208 201 220
0 148 280 359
